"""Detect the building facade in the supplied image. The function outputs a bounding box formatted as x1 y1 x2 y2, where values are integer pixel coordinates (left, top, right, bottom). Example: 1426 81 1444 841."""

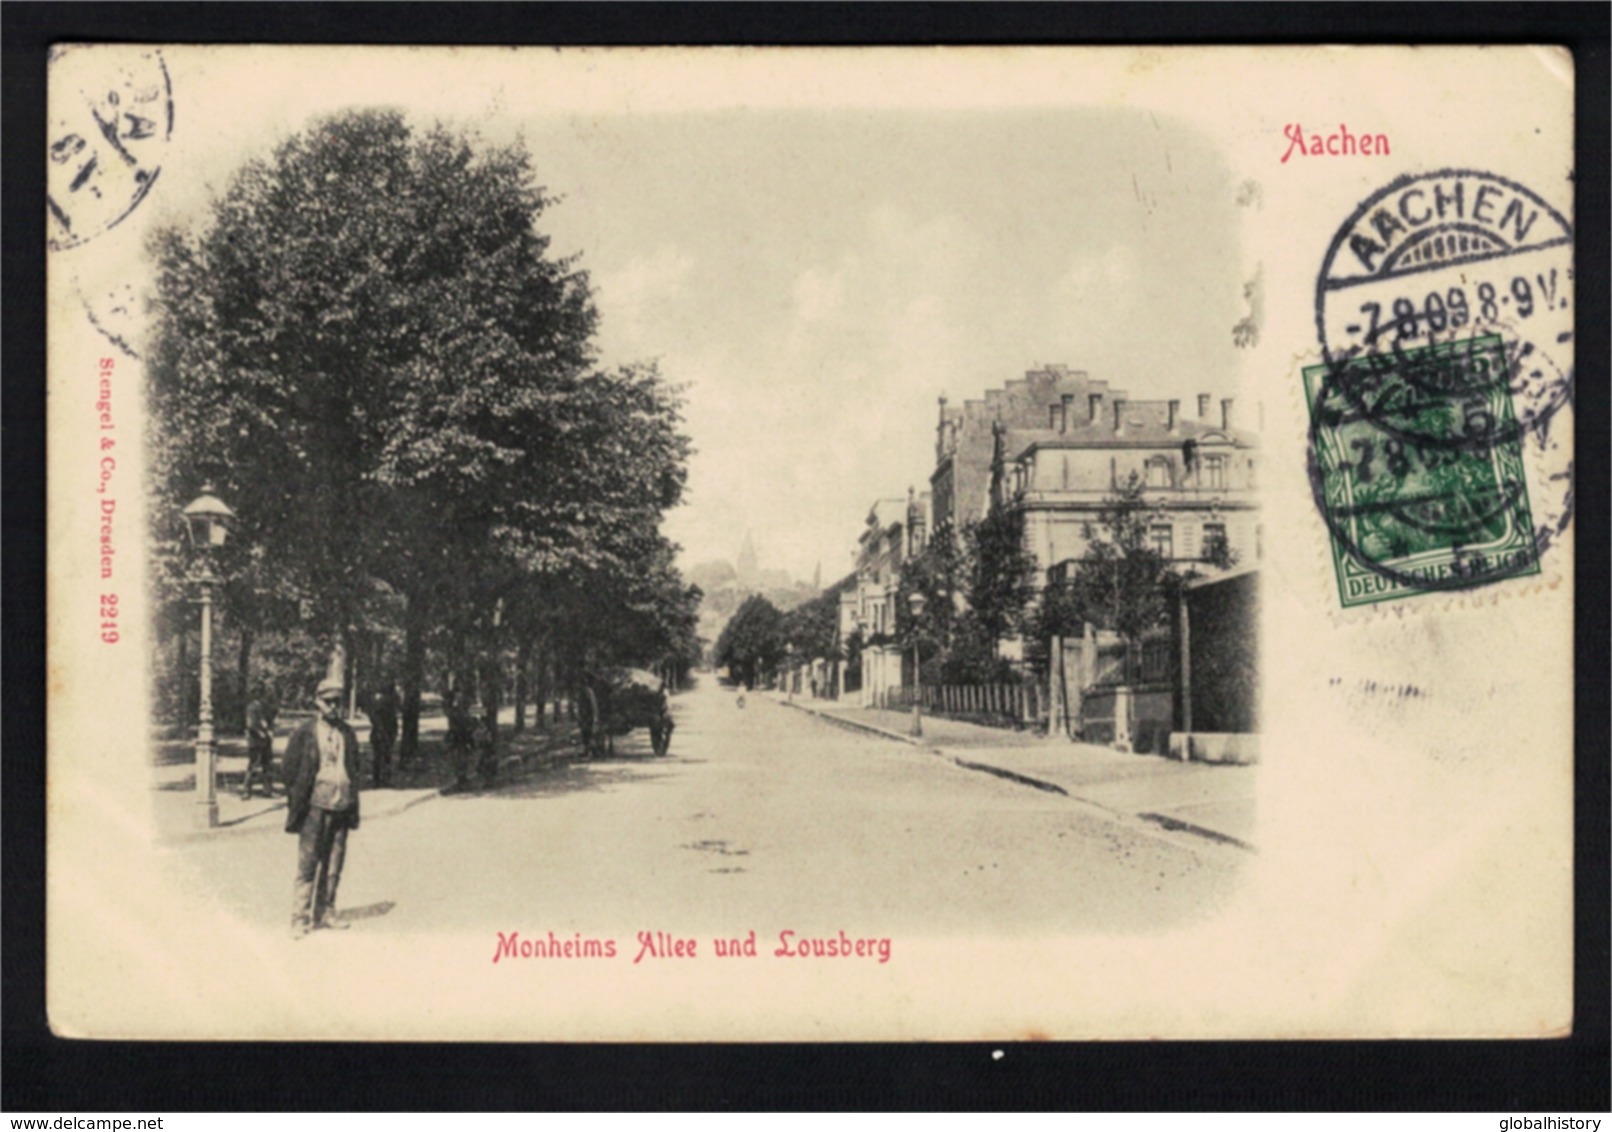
932 365 1131 542
837 491 928 705
989 394 1260 582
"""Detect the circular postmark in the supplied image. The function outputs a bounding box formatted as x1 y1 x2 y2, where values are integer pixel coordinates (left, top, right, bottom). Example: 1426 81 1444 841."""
47 45 173 252
75 275 145 360
1306 169 1574 604
1316 169 1574 444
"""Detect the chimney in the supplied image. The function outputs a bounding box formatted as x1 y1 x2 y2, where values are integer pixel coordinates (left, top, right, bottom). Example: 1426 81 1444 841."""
1089 393 1103 423
1167 399 1180 434
1113 399 1127 434
1198 393 1211 418
1221 398 1234 429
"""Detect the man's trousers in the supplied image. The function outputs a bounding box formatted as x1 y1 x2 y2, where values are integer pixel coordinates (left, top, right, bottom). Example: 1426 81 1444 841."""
293 807 351 929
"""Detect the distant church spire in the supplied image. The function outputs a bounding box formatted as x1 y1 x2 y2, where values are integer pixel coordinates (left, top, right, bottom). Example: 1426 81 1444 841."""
812 561 822 591
736 531 759 588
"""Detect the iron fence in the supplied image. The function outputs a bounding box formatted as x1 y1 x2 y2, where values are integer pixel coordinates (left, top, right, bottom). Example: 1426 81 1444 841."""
880 682 1043 728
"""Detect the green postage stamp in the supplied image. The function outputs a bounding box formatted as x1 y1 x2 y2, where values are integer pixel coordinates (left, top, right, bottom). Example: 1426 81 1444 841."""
1304 334 1541 608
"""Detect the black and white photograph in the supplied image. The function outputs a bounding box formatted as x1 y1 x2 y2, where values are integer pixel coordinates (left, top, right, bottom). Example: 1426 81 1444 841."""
44 44 1576 1042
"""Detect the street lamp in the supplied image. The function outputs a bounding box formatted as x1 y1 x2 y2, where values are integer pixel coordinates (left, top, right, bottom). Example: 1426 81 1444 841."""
907 590 927 737
785 644 795 703
183 484 236 828
853 616 869 707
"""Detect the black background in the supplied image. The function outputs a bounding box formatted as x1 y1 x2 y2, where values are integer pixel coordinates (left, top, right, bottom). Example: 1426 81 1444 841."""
6 3 1607 1113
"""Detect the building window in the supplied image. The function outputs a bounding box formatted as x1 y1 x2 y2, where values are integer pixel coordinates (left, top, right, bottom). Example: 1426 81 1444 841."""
1203 454 1227 489
1145 456 1172 488
1049 404 1065 431
1149 524 1174 560
1202 522 1228 562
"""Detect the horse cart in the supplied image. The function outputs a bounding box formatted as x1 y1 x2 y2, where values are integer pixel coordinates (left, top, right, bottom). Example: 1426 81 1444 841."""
579 668 674 758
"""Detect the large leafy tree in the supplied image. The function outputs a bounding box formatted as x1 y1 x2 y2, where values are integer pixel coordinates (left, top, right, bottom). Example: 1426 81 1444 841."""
713 594 784 690
962 507 1037 646
147 109 693 753
780 578 849 663
893 523 965 676
481 360 692 742
149 109 598 613
1030 471 1231 649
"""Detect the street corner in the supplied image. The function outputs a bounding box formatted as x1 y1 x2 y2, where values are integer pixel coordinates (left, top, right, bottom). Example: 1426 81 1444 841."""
150 789 288 845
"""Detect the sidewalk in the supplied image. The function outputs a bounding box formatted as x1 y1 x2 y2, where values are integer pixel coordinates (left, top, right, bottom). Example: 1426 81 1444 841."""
151 754 444 843
780 695 1258 851
151 711 583 843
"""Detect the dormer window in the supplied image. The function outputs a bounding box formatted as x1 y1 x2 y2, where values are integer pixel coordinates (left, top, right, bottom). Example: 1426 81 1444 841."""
1144 455 1173 488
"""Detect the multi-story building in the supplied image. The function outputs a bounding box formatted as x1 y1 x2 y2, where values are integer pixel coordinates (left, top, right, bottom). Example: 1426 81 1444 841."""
926 363 1257 581
990 394 1260 583
837 490 928 704
931 365 1130 542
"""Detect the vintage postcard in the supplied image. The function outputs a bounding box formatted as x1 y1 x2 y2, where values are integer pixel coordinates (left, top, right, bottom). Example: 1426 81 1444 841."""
46 45 1574 1040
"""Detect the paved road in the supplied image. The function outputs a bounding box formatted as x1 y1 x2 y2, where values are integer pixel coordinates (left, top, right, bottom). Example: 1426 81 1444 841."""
170 677 1245 939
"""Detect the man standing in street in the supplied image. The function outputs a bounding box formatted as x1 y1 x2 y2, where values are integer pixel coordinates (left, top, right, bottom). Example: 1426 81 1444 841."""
240 690 277 799
284 676 361 938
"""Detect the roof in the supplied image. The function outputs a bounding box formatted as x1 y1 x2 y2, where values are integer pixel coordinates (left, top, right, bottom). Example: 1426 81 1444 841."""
1001 415 1259 463
1185 563 1261 589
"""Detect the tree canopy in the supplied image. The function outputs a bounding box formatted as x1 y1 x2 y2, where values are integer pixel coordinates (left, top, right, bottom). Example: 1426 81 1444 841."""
780 575 852 662
962 508 1037 645
713 594 785 689
147 109 695 748
1030 471 1235 651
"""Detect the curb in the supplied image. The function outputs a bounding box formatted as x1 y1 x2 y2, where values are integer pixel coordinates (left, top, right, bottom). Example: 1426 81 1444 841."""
949 756 1069 797
154 750 581 845
157 789 446 845
1137 812 1257 853
783 700 927 749
782 698 1255 854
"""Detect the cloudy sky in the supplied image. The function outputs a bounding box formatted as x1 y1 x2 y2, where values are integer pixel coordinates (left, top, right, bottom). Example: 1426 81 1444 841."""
133 49 1250 586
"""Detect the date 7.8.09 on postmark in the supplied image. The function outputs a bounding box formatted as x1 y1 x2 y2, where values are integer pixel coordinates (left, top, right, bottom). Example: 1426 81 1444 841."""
1304 334 1540 608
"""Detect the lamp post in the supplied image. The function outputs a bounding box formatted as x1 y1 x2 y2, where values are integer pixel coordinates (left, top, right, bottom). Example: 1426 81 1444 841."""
907 590 927 737
183 485 236 828
855 616 869 708
785 644 795 703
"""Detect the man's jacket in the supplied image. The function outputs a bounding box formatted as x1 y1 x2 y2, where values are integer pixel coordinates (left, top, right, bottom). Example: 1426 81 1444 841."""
282 716 362 833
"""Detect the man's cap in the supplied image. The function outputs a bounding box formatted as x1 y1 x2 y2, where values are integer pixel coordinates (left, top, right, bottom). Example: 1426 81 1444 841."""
316 677 345 699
